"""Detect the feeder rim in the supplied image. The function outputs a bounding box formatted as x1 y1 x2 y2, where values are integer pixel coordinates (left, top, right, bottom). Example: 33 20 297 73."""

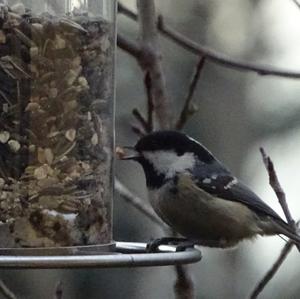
0 241 202 269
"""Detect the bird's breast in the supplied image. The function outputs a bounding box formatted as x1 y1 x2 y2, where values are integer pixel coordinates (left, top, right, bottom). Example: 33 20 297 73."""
148 174 262 247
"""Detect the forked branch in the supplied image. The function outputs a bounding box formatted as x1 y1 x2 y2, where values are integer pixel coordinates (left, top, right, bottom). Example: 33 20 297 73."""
249 149 300 299
260 148 298 234
176 57 205 130
118 2 300 79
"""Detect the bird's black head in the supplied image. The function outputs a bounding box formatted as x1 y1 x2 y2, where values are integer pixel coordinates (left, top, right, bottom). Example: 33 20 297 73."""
122 131 215 189
134 131 213 162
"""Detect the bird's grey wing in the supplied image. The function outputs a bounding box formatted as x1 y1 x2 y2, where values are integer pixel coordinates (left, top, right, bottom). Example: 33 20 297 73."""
192 162 284 222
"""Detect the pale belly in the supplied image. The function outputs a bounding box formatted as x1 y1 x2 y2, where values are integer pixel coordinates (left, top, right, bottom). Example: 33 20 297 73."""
148 176 264 248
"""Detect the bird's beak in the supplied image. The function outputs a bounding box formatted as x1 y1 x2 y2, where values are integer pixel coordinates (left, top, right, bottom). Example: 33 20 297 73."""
116 146 140 160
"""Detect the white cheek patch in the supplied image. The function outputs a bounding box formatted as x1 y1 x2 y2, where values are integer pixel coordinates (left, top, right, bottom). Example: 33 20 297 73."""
143 150 196 178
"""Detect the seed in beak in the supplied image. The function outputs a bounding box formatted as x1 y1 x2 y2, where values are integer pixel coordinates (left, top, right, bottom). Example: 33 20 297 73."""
116 146 139 160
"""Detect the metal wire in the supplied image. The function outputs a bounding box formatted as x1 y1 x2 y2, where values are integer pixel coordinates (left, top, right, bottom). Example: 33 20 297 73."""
0 242 202 269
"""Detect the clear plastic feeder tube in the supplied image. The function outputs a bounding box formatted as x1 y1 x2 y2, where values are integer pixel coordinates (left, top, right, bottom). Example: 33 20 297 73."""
0 0 115 248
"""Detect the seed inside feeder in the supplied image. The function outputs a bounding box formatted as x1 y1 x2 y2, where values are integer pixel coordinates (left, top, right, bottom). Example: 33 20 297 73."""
0 4 114 247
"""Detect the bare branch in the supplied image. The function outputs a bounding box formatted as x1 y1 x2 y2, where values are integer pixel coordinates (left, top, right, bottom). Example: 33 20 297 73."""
131 124 146 137
137 0 172 129
115 179 167 229
0 280 17 299
174 265 195 299
118 2 138 21
131 74 154 133
260 148 296 228
132 108 149 133
145 72 154 133
118 4 300 79
292 0 300 10
117 33 141 59
157 16 300 79
250 148 300 298
54 281 63 299
176 57 205 130
260 147 300 252
249 240 293 299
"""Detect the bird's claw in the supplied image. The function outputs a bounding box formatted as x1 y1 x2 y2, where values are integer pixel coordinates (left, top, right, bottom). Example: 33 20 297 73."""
146 237 194 252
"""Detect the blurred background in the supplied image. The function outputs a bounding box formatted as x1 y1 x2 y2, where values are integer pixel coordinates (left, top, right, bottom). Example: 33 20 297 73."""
2 0 300 298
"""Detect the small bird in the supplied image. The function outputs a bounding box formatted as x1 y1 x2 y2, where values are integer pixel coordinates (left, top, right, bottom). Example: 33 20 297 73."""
121 130 300 248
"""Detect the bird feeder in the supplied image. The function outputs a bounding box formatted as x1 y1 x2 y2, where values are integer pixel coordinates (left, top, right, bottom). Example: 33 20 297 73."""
0 0 201 268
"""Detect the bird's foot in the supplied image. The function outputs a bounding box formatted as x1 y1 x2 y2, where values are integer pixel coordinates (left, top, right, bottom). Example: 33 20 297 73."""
175 241 197 252
146 237 195 252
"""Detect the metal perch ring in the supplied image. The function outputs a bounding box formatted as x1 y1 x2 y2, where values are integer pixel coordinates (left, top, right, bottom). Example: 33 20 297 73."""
0 242 202 269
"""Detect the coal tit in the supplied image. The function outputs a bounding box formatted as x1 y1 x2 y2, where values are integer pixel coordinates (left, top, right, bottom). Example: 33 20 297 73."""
121 130 300 248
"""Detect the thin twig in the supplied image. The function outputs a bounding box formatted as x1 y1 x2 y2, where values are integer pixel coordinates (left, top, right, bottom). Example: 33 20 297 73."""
260 148 296 228
0 280 17 299
176 57 205 130
145 72 154 132
157 16 300 79
137 0 172 129
118 2 138 21
260 147 300 253
118 4 300 79
117 33 141 59
132 108 149 133
292 0 300 10
132 74 154 134
115 179 166 229
249 240 293 299
171 227 195 299
54 281 63 299
131 124 146 137
174 265 195 299
250 148 300 299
